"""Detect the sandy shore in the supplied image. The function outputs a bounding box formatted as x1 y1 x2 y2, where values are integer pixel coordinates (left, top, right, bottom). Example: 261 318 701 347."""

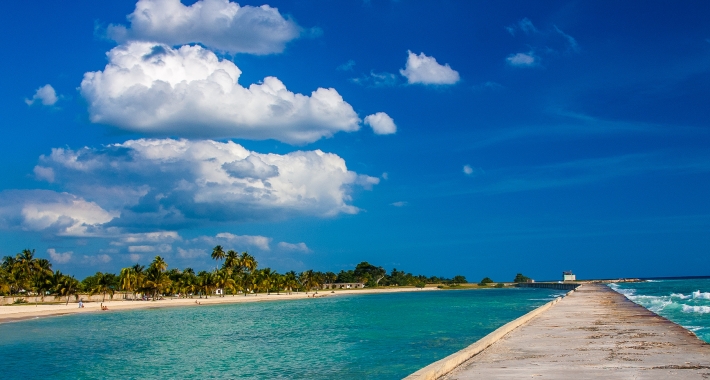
0 287 439 324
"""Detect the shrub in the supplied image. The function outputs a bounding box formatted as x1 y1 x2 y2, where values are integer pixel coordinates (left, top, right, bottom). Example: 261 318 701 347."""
13 298 28 304
478 277 494 286
495 283 505 288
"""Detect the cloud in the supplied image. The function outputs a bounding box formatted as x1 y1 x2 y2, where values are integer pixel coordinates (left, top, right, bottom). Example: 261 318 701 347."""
506 18 539 36
504 18 579 66
25 84 58 106
337 60 355 71
350 71 399 87
381 172 388 180
111 231 180 245
33 166 55 182
554 26 580 53
399 51 460 85
364 112 397 135
83 254 112 265
277 241 311 253
390 201 407 207
47 248 72 264
80 42 361 144
107 0 301 55
177 248 206 259
463 165 484 177
23 139 379 231
506 52 537 67
214 232 271 251
0 190 117 237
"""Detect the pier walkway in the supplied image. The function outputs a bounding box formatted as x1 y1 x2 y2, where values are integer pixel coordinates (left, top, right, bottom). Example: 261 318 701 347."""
440 284 710 379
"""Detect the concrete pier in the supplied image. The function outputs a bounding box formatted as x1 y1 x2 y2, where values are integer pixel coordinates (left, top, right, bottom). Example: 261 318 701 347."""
410 284 710 379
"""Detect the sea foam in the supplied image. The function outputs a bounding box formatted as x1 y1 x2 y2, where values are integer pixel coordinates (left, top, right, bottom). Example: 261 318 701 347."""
682 305 710 314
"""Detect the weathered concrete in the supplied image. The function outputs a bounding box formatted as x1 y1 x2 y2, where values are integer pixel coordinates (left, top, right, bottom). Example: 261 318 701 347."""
439 284 710 379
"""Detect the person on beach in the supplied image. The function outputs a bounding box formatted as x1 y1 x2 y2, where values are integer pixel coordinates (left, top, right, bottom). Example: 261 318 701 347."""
79 300 83 308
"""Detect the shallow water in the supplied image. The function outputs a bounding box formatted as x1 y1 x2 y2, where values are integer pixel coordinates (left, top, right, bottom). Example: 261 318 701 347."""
610 279 710 343
0 288 564 379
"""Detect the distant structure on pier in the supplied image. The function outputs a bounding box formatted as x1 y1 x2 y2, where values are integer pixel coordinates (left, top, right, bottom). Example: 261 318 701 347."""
562 271 576 281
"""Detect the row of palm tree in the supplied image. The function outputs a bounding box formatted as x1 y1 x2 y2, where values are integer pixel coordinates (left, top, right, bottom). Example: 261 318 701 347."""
110 247 333 301
1 249 88 304
2 246 465 303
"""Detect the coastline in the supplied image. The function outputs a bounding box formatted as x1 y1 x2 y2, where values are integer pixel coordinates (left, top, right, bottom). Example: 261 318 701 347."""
0 287 440 324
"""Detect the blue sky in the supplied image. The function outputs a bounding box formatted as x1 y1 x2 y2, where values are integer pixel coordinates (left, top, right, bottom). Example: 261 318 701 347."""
1 0 709 280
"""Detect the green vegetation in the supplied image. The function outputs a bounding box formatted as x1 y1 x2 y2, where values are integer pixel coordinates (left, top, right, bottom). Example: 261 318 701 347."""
0 246 477 302
478 277 494 286
513 273 531 283
495 283 505 288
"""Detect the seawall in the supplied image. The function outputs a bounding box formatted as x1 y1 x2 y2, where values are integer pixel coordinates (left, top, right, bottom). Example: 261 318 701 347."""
406 284 710 379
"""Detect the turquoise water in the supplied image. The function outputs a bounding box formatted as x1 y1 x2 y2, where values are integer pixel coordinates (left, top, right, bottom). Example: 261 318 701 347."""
0 288 564 379
610 279 710 343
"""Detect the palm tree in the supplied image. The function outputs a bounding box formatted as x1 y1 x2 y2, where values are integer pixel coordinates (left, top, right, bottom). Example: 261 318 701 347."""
273 272 284 295
55 274 79 305
260 268 274 295
0 266 11 295
120 265 145 300
284 271 298 294
89 272 115 302
197 271 215 298
239 252 257 273
300 270 313 294
144 267 171 301
180 268 198 298
213 269 236 297
224 250 239 272
150 256 167 272
249 270 261 296
211 245 226 268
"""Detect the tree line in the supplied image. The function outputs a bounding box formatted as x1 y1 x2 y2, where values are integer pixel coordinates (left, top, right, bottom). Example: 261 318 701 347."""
0 246 475 302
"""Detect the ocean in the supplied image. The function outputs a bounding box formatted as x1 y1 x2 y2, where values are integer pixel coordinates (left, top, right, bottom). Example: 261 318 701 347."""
609 278 710 343
0 288 564 379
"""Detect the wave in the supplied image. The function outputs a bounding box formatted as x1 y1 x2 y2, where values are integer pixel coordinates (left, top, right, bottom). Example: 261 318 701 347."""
682 305 710 314
693 291 710 300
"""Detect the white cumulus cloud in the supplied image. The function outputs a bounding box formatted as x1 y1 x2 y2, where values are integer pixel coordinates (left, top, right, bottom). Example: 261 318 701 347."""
399 51 460 85
28 139 379 229
0 190 117 237
47 248 73 264
364 112 397 135
214 232 271 251
80 42 361 144
25 84 58 106
107 0 301 55
506 52 537 67
277 241 311 253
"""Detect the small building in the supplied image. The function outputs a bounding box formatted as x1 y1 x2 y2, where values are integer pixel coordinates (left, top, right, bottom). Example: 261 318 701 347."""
322 283 365 289
563 271 576 281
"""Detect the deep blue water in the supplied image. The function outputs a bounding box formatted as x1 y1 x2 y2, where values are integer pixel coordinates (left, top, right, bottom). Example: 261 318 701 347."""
0 288 564 379
610 279 710 343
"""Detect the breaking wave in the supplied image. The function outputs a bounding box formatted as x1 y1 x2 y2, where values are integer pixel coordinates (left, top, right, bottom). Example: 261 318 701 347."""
682 305 710 314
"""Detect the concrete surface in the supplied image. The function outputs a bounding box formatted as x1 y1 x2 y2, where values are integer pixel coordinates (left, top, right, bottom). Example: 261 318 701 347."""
442 284 710 379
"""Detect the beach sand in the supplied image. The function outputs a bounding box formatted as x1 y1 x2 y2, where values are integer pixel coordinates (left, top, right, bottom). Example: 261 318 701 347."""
0 287 439 324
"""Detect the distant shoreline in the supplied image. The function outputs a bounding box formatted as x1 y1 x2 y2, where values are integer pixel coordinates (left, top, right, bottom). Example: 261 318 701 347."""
0 287 442 324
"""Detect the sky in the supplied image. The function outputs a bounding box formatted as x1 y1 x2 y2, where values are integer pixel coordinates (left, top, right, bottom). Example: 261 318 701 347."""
1 0 709 281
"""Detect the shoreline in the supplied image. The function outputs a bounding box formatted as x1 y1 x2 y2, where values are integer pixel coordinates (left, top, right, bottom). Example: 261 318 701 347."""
0 287 441 324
